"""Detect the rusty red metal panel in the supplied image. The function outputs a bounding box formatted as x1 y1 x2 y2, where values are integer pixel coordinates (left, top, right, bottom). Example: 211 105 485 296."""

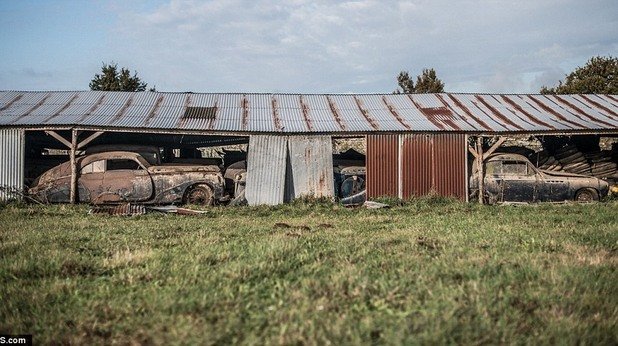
433 134 466 199
402 134 432 198
402 133 466 200
366 134 398 198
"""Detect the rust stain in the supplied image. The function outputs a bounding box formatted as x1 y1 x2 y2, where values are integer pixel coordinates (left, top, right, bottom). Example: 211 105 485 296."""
78 94 106 122
474 95 524 130
109 95 134 124
271 96 283 131
579 94 618 120
144 95 164 125
0 94 23 112
241 95 249 131
175 94 193 128
524 96 584 129
299 95 314 132
489 95 536 128
207 100 219 130
353 96 379 130
435 94 478 130
606 94 618 106
446 94 493 131
43 93 79 123
326 95 346 131
11 93 51 124
406 94 456 130
553 95 614 128
381 96 411 130
499 95 556 129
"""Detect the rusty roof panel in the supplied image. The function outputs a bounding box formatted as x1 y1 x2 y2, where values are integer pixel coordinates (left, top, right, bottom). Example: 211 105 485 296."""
0 91 616 134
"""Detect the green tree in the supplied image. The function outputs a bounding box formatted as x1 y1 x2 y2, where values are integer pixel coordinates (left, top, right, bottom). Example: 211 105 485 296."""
395 71 415 94
394 68 444 93
540 56 617 94
415 68 445 93
89 62 152 92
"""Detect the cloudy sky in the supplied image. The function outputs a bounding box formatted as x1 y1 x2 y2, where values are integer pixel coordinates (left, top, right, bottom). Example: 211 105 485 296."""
1 0 616 93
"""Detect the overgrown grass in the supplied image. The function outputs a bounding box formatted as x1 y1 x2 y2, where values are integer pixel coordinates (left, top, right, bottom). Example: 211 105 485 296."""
0 199 616 344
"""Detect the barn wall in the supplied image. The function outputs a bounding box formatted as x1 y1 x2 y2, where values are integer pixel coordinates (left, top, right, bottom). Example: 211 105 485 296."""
0 129 25 201
366 134 399 198
367 133 466 200
245 135 287 205
285 135 334 201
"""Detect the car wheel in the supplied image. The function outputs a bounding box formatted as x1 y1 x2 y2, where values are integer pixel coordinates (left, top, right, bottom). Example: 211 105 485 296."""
575 188 599 202
184 185 214 206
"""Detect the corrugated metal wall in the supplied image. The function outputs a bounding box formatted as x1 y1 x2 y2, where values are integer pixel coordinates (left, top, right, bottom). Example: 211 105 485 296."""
433 134 466 198
366 134 398 198
0 129 25 201
245 135 288 205
367 133 466 200
286 135 334 201
402 134 433 198
401 134 466 199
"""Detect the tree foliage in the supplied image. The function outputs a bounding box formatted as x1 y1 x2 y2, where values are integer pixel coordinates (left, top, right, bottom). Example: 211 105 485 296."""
540 56 617 94
89 62 151 92
415 68 445 93
395 68 444 93
396 71 415 94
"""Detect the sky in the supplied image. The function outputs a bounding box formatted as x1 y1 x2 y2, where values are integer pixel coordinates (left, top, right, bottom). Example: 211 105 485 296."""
0 0 617 94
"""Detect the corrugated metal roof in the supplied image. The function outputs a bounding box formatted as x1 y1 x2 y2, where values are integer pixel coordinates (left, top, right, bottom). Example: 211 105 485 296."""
0 91 616 133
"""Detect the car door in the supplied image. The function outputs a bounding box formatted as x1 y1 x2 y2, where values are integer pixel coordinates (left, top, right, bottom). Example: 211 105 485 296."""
97 158 154 203
498 160 537 202
538 173 570 202
78 159 105 202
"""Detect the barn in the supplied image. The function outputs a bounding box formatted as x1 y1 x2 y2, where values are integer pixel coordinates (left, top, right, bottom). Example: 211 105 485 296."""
0 91 617 204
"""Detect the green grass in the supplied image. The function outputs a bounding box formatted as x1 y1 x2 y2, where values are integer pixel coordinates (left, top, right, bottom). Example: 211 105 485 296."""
0 199 617 345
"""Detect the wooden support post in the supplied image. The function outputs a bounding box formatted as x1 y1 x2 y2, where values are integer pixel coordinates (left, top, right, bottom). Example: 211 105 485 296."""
476 136 484 204
69 129 78 204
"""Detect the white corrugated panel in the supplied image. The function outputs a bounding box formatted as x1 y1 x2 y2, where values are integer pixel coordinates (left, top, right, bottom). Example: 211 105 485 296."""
245 135 287 205
285 135 334 201
0 129 25 201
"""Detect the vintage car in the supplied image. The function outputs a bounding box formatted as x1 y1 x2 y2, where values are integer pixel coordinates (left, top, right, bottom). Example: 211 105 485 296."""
28 151 227 205
470 153 609 203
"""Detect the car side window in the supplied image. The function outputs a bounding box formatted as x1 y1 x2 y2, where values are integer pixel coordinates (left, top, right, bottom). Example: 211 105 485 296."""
106 159 142 171
81 160 105 174
501 161 528 175
485 161 501 175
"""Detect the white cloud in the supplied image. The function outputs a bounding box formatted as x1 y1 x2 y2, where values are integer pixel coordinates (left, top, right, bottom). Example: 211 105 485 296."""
10 0 615 93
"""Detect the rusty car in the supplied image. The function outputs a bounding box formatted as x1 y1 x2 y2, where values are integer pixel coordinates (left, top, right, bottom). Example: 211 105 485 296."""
470 153 609 203
28 151 228 205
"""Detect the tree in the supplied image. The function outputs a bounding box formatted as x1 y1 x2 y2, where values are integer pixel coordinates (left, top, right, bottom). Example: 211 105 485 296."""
415 68 445 93
89 62 152 92
394 68 445 93
395 71 415 93
540 56 617 94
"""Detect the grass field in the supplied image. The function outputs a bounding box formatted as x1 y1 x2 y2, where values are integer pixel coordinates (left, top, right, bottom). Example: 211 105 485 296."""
0 199 617 345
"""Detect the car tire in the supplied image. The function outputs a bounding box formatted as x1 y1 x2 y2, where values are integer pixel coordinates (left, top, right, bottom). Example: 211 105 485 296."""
575 188 599 202
184 184 214 206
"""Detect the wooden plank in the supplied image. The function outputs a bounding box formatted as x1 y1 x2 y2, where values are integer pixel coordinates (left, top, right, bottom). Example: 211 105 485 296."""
77 131 104 150
44 130 71 148
482 136 506 160
476 137 484 204
69 129 78 204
